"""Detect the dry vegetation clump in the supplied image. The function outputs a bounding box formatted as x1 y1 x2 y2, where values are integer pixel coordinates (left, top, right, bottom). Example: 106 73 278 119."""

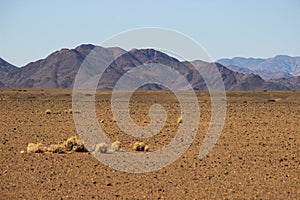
26 137 125 154
47 144 66 154
94 141 123 153
27 143 47 153
63 136 86 152
111 141 121 152
144 145 150 152
95 143 109 153
132 142 149 152
26 136 87 154
47 144 67 153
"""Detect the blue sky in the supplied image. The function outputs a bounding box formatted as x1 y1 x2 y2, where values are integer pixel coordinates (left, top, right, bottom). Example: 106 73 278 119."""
0 0 299 66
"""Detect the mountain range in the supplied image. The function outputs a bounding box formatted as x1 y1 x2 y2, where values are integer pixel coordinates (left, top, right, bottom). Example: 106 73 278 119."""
0 44 299 90
217 55 300 80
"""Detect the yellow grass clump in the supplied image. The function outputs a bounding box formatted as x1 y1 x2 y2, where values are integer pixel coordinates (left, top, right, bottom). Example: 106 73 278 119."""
94 141 122 153
63 136 86 152
144 145 150 152
47 144 66 154
27 143 47 153
111 141 121 152
95 142 109 153
26 137 126 154
26 136 87 154
132 142 149 151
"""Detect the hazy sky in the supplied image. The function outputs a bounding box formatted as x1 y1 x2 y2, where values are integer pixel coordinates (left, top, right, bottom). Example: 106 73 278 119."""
1 0 299 66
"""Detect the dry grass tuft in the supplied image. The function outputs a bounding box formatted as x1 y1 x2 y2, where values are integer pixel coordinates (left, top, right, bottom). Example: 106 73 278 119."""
63 136 86 152
47 144 66 154
133 142 148 151
132 142 140 151
26 137 126 154
95 143 109 153
94 141 122 153
111 141 121 152
27 136 86 154
144 145 150 152
27 143 47 153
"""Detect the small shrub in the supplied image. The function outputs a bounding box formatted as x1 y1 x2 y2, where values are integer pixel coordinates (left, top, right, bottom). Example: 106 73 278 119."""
63 136 85 152
27 143 47 153
144 145 150 152
132 142 147 151
47 144 66 154
133 142 139 151
111 141 121 152
95 143 109 153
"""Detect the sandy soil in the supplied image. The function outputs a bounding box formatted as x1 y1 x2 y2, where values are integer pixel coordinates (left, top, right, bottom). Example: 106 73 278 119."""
0 89 299 199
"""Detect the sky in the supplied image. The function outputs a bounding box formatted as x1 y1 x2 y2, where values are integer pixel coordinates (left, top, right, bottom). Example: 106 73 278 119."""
0 0 299 67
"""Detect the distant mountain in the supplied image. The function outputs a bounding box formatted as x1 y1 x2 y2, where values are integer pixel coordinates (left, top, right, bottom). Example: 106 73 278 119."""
224 65 293 80
217 55 300 80
0 45 299 90
270 76 300 90
0 58 17 73
0 58 18 88
3 44 102 88
224 65 254 74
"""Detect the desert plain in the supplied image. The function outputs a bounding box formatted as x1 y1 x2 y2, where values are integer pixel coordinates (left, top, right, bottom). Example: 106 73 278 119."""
0 89 299 199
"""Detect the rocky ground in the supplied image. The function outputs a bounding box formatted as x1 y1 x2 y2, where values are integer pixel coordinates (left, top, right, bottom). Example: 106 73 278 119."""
0 89 299 199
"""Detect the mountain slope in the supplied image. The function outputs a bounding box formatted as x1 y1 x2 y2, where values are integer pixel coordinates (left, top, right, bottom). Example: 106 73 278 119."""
0 58 17 73
0 58 18 88
0 45 300 90
224 65 293 80
4 45 98 88
270 76 300 90
217 55 300 80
